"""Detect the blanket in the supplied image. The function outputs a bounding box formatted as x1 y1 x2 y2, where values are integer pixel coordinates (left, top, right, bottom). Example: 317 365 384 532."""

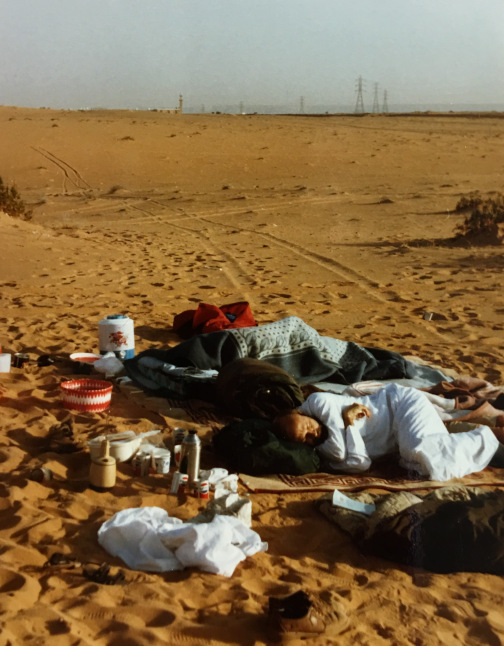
124 316 451 396
172 301 256 339
315 485 504 574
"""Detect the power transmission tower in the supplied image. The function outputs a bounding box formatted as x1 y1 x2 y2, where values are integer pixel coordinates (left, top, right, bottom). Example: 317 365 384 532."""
300 96 305 114
382 90 389 113
372 83 380 113
354 76 365 113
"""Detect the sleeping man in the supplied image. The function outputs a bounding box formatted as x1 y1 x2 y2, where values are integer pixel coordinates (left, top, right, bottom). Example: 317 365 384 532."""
273 383 504 482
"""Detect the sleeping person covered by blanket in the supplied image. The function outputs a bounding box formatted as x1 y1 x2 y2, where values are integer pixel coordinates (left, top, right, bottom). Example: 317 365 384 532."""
273 383 504 482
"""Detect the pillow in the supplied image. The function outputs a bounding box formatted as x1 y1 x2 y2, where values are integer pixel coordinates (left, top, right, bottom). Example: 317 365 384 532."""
215 358 305 419
213 418 321 476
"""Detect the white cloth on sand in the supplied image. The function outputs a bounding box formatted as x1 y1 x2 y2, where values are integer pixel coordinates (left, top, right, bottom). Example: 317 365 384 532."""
98 506 267 577
299 383 498 482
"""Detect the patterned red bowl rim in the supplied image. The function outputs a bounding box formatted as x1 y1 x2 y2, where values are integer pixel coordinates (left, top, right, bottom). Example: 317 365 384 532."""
61 379 113 394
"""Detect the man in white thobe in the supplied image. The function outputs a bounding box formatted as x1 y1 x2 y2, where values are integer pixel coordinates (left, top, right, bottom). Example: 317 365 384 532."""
274 383 501 482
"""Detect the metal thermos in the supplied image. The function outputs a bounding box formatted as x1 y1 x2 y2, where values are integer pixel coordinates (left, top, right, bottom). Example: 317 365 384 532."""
180 429 201 486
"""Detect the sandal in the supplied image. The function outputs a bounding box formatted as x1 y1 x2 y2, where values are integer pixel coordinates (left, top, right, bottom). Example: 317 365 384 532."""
44 552 82 568
83 563 126 585
268 590 348 642
268 591 325 640
44 553 125 585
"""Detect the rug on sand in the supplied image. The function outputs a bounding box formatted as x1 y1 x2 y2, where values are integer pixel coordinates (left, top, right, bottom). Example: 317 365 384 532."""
238 463 504 493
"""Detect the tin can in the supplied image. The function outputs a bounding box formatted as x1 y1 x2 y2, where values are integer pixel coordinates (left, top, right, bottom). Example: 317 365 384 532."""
173 444 182 467
132 451 151 477
153 449 171 474
173 427 186 446
177 473 189 494
28 467 53 483
196 480 210 500
170 471 181 494
13 353 30 368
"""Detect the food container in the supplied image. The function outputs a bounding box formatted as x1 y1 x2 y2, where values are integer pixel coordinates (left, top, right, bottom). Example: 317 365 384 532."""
88 429 161 462
61 379 113 412
88 431 140 462
70 352 102 364
98 314 135 359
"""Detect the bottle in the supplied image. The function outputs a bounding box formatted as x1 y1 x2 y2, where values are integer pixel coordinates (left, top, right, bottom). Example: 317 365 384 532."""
89 440 117 491
180 429 201 487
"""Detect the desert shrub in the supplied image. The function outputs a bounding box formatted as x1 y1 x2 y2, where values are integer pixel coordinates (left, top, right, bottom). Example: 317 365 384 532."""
455 191 484 211
456 192 504 237
0 177 31 218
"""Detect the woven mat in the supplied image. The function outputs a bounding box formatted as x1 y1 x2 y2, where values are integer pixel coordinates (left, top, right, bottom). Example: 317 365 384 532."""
238 464 504 493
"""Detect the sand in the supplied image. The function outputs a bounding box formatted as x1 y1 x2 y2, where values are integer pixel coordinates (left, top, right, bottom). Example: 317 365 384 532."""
0 106 504 645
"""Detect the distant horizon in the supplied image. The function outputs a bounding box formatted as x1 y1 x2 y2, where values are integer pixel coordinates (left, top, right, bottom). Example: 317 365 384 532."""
2 101 504 115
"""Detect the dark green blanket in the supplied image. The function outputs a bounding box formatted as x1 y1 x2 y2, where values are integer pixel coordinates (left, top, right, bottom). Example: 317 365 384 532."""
213 418 321 476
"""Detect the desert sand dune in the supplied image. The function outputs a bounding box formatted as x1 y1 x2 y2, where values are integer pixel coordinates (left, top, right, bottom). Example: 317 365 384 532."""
0 106 503 645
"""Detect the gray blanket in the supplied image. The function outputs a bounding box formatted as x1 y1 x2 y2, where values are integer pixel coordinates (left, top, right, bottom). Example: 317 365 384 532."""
123 316 449 396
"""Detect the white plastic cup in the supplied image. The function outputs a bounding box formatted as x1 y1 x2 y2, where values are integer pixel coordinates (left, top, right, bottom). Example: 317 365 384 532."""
0 354 11 373
153 449 171 474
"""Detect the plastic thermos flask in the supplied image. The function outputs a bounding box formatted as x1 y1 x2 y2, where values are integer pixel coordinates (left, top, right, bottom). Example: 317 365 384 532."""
89 440 117 491
180 429 201 486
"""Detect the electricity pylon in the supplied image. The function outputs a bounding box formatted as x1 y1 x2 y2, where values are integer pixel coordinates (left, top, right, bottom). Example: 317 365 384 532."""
354 76 365 113
372 83 380 113
382 90 389 113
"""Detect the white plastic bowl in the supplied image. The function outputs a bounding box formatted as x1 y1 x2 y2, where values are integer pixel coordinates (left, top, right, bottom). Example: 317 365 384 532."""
88 431 141 463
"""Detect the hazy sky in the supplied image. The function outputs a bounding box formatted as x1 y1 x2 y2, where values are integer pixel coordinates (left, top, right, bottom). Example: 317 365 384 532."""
1 0 503 111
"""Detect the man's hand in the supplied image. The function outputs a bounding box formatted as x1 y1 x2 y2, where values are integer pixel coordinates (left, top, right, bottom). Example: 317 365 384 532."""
342 403 372 428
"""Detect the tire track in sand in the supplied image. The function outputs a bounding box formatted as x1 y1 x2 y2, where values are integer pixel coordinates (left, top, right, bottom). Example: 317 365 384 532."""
179 207 461 347
127 203 258 295
32 146 92 193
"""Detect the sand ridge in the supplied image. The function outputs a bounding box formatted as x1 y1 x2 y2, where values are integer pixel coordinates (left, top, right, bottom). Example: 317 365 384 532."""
0 107 504 644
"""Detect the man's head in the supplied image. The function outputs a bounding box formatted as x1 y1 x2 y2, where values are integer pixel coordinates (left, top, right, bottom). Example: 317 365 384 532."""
273 410 323 447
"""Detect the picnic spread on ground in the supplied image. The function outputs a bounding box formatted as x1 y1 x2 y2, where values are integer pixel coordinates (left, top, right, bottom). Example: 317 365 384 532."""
2 306 504 641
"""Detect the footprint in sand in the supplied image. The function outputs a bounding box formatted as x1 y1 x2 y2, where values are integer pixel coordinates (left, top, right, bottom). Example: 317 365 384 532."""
45 618 71 635
0 568 41 613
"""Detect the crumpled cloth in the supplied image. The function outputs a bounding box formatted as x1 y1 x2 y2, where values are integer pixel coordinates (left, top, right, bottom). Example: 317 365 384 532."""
97 507 268 577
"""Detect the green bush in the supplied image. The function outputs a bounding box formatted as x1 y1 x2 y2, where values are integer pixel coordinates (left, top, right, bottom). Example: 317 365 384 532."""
0 176 31 218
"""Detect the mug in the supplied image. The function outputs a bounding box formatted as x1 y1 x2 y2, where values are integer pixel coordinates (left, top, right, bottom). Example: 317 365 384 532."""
0 354 11 373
